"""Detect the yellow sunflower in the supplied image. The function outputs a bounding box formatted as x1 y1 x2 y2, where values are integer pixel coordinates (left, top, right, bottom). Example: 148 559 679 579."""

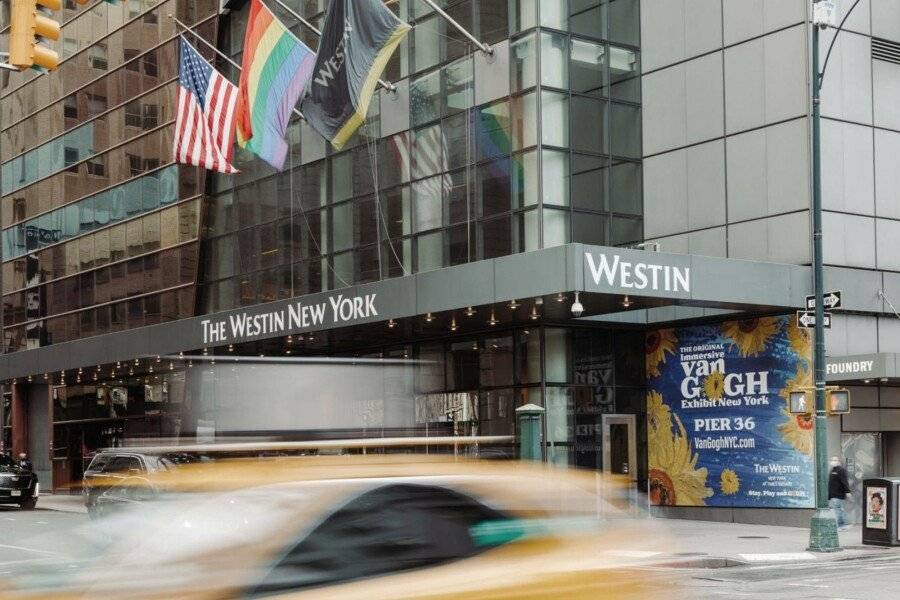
703 370 726 402
722 317 781 358
646 329 677 378
647 390 713 506
787 318 812 364
720 469 740 495
778 365 815 456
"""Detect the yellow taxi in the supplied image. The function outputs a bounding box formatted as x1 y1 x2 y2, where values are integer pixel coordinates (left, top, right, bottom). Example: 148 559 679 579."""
2 441 676 599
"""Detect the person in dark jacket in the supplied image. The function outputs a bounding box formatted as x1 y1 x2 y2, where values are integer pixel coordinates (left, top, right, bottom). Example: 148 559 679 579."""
16 452 33 473
828 456 851 530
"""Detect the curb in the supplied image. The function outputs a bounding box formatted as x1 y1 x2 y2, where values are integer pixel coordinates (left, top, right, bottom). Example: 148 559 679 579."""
661 548 899 570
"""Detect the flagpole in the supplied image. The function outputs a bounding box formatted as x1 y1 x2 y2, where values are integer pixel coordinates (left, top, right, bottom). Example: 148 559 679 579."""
168 14 305 121
269 0 397 92
417 0 492 55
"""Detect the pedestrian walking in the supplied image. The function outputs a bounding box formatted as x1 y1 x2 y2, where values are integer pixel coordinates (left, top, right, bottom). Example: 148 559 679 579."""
828 456 851 530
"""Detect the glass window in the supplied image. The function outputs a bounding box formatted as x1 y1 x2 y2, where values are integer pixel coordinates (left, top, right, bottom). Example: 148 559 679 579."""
609 46 640 102
383 186 411 237
540 31 568 89
479 214 512 259
413 177 444 232
610 161 641 215
511 92 537 150
542 149 569 206
443 58 473 116
516 328 541 383
250 485 509 595
448 339 480 390
447 223 471 265
475 101 511 162
541 0 568 29
541 91 569 148
509 0 536 33
331 202 353 253
410 71 441 127
544 327 570 382
380 134 411 188
570 1 601 39
445 169 470 225
609 103 641 159
480 334 514 387
608 0 640 46
611 216 641 245
411 16 441 73
331 152 353 203
441 112 470 171
510 33 536 92
570 38 606 96
522 208 539 251
502 150 526 213
543 208 569 248
480 0 509 43
476 159 511 217
412 124 445 180
573 211 606 246
572 153 608 211
416 231 443 272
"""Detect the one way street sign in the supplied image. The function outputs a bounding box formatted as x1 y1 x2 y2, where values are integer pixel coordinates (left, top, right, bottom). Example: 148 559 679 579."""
806 290 841 310
797 310 831 329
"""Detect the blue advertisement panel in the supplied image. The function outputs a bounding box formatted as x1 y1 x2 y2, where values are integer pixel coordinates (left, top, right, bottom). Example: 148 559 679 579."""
646 316 815 508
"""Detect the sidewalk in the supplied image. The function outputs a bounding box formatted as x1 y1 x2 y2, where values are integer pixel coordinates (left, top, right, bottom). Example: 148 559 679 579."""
36 493 87 514
653 519 900 568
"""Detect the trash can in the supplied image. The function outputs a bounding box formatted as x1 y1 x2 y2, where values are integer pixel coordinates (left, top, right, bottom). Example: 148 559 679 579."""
861 478 900 546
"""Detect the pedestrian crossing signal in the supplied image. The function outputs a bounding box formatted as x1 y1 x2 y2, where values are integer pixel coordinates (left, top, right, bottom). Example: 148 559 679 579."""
9 0 62 71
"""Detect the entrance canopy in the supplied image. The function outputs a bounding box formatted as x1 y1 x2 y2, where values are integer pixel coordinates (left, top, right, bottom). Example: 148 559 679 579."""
0 244 812 380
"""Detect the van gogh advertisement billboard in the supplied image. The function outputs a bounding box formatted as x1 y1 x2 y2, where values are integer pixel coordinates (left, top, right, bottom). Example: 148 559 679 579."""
646 316 815 508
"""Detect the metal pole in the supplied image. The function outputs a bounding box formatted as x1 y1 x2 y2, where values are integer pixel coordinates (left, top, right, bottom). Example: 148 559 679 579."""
170 17 241 70
270 0 397 92
419 0 492 55
808 2 839 552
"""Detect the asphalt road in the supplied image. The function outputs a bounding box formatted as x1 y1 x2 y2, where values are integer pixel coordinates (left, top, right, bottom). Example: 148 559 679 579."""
0 504 89 578
2 506 900 599
678 554 900 599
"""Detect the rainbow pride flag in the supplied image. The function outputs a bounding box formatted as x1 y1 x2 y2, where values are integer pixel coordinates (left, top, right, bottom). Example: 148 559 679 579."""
235 0 315 170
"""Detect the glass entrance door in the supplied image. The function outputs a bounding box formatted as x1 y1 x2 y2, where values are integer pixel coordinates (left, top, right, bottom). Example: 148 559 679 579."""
602 414 637 490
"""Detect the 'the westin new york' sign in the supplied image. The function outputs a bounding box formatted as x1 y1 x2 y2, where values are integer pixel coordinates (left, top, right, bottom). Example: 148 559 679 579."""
200 293 378 345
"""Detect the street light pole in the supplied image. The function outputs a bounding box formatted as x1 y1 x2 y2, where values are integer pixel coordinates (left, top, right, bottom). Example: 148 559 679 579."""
807 0 861 552
807 7 838 553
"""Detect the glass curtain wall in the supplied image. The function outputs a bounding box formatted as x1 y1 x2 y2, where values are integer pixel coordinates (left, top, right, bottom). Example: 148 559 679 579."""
199 0 641 312
351 323 647 480
0 1 220 352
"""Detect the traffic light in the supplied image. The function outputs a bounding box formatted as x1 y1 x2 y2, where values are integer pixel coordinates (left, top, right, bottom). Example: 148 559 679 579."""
9 0 62 71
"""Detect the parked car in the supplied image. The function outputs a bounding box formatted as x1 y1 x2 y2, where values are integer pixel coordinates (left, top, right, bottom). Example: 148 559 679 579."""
82 450 196 517
0 453 38 510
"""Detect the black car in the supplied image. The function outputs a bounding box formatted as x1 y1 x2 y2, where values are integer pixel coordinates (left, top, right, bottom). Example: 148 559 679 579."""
83 450 197 517
0 454 38 510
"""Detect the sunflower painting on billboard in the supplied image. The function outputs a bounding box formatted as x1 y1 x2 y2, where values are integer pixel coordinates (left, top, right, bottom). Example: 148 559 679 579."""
646 315 815 508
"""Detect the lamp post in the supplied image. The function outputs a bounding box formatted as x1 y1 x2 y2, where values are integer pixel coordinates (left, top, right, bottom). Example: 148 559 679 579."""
807 0 861 553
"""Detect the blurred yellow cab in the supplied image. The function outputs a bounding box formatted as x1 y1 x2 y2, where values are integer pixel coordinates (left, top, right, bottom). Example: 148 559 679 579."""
2 448 677 599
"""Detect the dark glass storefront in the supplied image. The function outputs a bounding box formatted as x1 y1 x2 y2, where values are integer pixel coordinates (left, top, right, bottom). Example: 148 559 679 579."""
34 320 646 491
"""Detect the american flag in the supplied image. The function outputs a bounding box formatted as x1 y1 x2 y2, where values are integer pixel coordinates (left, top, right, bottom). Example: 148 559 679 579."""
173 37 239 174
404 83 453 205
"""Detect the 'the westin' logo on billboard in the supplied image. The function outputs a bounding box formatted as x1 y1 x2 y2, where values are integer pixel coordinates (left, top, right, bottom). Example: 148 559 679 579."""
585 252 691 293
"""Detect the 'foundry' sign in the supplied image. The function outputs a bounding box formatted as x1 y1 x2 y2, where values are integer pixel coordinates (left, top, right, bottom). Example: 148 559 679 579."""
201 293 378 345
825 354 886 381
